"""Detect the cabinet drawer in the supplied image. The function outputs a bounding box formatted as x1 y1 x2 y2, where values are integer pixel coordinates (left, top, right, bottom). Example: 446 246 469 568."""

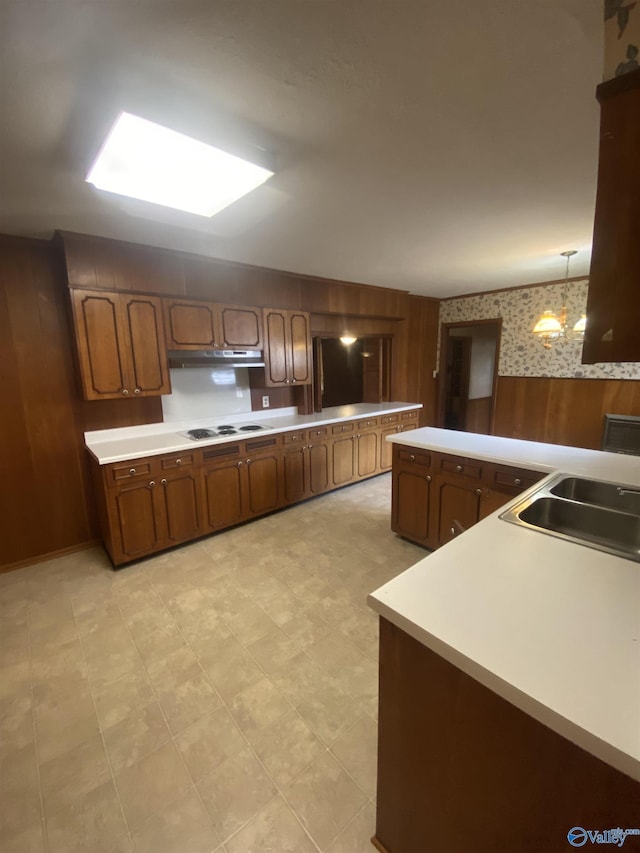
202 443 241 463
398 448 432 468
108 459 153 483
332 422 354 435
380 414 399 425
160 452 195 470
439 455 482 480
244 435 282 454
400 411 419 422
357 417 379 430
283 431 306 445
308 426 328 440
488 464 542 493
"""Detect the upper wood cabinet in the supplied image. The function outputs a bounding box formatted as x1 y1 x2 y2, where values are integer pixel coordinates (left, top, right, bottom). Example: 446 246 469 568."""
582 68 640 363
70 289 171 400
263 308 312 386
164 299 263 351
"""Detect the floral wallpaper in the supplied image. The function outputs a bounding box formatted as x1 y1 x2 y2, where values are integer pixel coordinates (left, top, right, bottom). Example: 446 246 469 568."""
604 0 640 79
439 281 640 379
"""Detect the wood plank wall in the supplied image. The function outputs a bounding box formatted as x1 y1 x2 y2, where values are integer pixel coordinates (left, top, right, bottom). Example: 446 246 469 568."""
493 376 640 449
1 232 439 569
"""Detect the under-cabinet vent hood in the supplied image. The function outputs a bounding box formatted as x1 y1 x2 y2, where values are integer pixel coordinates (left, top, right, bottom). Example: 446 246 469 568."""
167 350 265 369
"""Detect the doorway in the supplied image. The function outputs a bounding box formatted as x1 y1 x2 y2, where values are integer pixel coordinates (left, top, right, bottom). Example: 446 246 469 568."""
439 319 501 434
313 336 391 410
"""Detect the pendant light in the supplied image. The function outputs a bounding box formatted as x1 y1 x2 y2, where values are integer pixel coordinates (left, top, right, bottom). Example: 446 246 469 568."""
532 250 585 348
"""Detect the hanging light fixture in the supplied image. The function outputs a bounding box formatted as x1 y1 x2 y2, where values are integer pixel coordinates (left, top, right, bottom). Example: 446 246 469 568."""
532 250 585 348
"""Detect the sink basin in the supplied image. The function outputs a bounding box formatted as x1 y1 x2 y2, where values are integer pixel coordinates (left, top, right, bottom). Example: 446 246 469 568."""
500 472 640 562
549 476 640 515
518 497 640 560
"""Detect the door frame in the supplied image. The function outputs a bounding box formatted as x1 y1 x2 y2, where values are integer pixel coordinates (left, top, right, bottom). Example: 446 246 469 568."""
437 318 502 433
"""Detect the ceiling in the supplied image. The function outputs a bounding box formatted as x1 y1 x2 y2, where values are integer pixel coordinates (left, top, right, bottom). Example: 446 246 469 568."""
0 1 603 298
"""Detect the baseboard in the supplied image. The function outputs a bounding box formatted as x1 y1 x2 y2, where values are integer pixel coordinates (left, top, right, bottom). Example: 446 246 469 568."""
0 539 100 574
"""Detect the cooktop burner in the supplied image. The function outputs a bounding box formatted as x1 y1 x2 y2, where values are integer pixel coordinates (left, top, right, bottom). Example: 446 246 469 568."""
180 424 269 440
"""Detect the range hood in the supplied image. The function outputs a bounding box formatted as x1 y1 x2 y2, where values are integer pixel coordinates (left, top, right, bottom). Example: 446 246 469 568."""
167 349 265 369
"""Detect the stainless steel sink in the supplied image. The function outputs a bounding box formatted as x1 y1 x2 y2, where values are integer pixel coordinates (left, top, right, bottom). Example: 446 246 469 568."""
500 472 640 562
549 476 640 515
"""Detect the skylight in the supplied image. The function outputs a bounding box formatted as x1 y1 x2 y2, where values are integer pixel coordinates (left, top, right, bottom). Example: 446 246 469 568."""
86 112 274 217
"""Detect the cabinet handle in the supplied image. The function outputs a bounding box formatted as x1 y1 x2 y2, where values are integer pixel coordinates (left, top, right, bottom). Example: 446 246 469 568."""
426 475 432 482
246 459 252 465
149 481 156 488
308 443 313 449
450 527 455 537
456 465 463 472
237 460 243 467
161 478 167 485
134 388 141 395
122 389 129 396
302 445 307 451
410 454 416 461
475 488 482 496
514 478 521 486
175 458 182 465
129 468 136 476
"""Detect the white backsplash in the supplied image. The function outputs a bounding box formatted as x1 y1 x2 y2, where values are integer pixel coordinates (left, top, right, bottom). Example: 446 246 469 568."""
161 367 253 422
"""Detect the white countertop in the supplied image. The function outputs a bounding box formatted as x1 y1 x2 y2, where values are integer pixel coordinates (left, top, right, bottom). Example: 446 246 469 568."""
369 427 640 782
84 402 421 464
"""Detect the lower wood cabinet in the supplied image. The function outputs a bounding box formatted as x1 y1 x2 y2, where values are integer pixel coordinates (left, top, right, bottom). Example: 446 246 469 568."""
93 409 421 566
391 444 544 550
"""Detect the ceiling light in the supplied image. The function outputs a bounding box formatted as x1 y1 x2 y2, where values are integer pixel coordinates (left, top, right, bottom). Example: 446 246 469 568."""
86 112 274 217
532 250 585 349
340 336 357 345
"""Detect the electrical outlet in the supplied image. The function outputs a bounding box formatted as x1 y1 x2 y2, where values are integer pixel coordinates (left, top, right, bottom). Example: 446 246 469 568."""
262 395 270 408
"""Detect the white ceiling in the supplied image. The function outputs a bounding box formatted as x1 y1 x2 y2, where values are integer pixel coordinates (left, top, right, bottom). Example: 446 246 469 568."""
0 1 603 298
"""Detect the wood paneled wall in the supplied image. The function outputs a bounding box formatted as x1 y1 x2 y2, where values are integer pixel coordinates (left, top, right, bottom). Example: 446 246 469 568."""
493 376 640 449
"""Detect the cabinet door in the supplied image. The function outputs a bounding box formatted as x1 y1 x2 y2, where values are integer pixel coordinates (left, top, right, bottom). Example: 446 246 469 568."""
245 453 282 516
110 480 161 560
164 300 217 349
263 309 289 386
379 426 399 471
121 294 171 396
288 311 312 384
158 470 202 545
436 480 482 546
356 431 378 478
331 435 356 486
218 305 263 350
307 441 330 495
392 468 432 545
71 289 129 399
202 461 244 531
283 445 307 504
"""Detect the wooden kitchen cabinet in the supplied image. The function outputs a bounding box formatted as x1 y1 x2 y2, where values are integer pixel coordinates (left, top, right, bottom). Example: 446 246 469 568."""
330 422 357 487
583 68 640 364
95 451 202 564
391 445 435 547
164 298 263 350
70 289 171 401
263 308 312 386
354 419 379 478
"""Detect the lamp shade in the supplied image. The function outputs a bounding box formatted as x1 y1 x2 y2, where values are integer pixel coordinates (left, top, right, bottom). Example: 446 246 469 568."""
532 311 562 336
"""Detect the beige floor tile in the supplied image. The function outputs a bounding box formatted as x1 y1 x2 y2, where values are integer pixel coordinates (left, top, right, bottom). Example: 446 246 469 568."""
130 623 184 668
102 699 171 771
330 714 378 797
202 637 264 700
28 599 75 632
325 801 377 853
175 707 246 782
196 746 277 842
92 668 155 730
35 690 100 763
284 747 368 850
30 638 88 709
268 651 330 706
114 741 192 831
279 608 333 651
121 603 176 642
74 599 125 637
246 628 300 675
40 735 112 819
180 616 234 666
226 603 280 647
228 676 291 736
247 710 326 788
131 789 220 853
0 741 41 840
306 630 370 674
29 619 79 657
0 821 46 853
0 661 30 703
154 670 222 734
295 686 361 747
0 693 34 756
225 794 316 853
44 778 129 853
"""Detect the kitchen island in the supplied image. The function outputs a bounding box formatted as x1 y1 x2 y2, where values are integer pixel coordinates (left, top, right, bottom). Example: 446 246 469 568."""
368 428 640 853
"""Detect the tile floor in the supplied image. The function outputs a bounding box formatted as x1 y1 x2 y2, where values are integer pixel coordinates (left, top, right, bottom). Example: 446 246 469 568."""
0 473 426 853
